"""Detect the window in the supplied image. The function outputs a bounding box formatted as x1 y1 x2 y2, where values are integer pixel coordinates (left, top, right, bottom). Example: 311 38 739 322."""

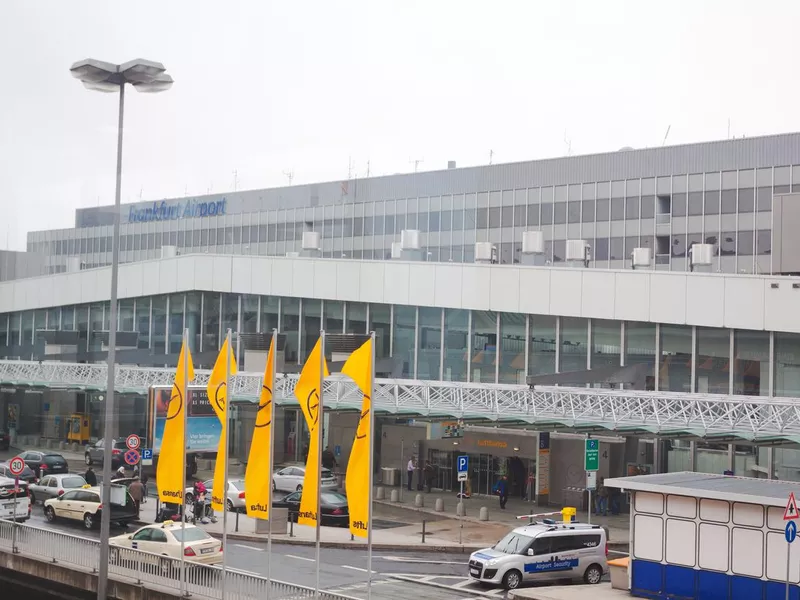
756 230 771 255
150 530 168 543
493 532 536 554
393 306 416 378
531 537 551 556
132 529 152 541
541 203 553 225
581 200 595 222
60 490 80 501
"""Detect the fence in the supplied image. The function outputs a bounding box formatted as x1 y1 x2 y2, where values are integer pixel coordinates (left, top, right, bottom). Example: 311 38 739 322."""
0 520 359 600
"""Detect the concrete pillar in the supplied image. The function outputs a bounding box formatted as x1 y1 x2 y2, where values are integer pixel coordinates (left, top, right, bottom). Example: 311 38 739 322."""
479 506 489 521
415 494 424 507
688 441 697 472
456 502 465 516
390 489 400 503
376 487 385 500
652 437 661 474
727 444 735 474
435 498 444 512
767 447 775 480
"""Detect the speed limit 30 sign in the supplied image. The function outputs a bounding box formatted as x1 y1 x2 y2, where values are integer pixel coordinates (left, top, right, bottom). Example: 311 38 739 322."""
125 434 141 451
8 456 25 477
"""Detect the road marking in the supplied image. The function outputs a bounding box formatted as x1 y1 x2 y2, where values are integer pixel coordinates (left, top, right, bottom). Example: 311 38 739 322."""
285 554 316 562
234 544 265 552
341 565 378 574
453 579 475 588
379 556 464 565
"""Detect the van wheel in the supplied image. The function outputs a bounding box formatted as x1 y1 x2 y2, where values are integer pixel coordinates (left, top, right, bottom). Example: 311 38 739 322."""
584 564 603 584
502 569 522 590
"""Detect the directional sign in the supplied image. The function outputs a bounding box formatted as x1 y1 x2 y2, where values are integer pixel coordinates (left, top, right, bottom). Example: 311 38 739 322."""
141 448 153 466
785 492 799 521
125 434 141 451
787 521 797 544
457 455 469 474
124 449 140 466
585 439 599 472
8 457 25 477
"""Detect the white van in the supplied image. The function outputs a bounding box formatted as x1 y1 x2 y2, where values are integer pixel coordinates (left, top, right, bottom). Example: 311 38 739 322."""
0 476 31 522
468 520 608 590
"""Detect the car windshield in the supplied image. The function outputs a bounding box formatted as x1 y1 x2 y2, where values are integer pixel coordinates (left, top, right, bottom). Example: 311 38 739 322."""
113 441 128 449
493 532 535 555
171 528 211 542
62 476 86 488
230 480 245 490
322 492 347 504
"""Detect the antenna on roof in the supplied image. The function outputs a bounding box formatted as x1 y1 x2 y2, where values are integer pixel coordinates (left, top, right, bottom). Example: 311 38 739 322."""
563 131 572 155
489 150 494 165
662 125 671 146
410 158 424 173
283 169 294 185
233 170 239 191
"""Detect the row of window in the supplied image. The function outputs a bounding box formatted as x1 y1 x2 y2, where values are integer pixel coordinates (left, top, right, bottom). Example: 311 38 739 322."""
2 294 799 397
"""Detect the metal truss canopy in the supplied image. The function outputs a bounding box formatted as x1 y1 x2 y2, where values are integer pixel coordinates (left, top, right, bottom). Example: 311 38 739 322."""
1 360 799 442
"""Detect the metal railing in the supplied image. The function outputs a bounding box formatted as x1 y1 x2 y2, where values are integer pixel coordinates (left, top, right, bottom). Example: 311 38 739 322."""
0 520 358 600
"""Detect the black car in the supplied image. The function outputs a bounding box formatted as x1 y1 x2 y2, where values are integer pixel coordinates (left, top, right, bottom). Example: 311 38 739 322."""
84 439 128 468
0 462 37 484
274 491 349 526
19 451 68 477
0 430 9 451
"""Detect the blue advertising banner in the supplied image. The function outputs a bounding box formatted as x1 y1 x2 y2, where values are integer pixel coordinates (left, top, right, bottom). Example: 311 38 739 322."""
150 387 221 454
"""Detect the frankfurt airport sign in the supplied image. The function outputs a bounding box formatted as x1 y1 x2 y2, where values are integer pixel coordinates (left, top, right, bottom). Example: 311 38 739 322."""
127 198 227 223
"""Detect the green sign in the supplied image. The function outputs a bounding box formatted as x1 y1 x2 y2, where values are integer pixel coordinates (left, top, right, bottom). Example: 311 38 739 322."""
585 439 599 472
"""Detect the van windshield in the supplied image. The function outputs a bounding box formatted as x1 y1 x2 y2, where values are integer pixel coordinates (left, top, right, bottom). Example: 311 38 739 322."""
493 532 534 555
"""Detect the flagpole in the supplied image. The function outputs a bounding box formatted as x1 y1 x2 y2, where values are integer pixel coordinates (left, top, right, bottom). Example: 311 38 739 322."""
179 328 188 598
367 331 376 600
315 331 325 599
267 329 278 600
222 329 232 599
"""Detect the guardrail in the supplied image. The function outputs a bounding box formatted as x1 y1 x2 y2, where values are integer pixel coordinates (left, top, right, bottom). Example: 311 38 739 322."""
0 520 358 600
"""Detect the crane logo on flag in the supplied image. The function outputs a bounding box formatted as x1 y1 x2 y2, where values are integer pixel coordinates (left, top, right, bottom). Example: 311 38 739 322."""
166 389 183 420
255 384 272 428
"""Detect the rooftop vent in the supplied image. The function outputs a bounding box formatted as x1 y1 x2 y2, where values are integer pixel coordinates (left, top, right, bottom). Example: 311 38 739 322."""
447 160 456 169
631 247 652 269
475 242 497 264
302 231 321 251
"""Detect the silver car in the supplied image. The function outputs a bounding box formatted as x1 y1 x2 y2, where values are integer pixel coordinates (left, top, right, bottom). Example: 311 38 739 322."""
29 473 88 505
468 522 608 590
272 465 337 493
184 479 246 512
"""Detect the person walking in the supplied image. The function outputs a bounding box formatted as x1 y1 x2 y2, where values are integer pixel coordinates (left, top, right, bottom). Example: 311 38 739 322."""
84 466 97 486
595 478 609 516
406 457 415 491
495 474 509 510
129 477 145 513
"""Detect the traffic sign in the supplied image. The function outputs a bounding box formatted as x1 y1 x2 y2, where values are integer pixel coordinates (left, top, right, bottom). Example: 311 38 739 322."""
458 471 468 482
586 471 597 490
457 455 469 474
787 521 797 543
124 449 140 466
8 457 25 477
141 448 153 466
585 439 599 472
125 434 141 451
785 492 799 521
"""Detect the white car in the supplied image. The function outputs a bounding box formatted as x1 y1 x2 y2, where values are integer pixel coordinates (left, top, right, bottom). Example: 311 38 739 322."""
110 522 223 566
0 476 31 522
43 485 138 529
272 465 337 493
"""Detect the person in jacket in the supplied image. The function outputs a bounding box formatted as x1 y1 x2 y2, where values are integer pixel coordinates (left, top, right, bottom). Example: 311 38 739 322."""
84 466 97 486
129 477 145 513
495 475 509 509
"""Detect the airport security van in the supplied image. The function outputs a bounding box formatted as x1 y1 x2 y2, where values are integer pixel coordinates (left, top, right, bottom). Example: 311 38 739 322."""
468 520 608 590
0 476 31 522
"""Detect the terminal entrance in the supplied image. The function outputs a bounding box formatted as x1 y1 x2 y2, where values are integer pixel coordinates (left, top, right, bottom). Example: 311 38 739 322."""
425 448 535 498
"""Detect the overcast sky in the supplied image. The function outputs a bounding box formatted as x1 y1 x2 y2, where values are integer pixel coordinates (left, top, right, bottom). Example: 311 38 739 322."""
2 0 799 250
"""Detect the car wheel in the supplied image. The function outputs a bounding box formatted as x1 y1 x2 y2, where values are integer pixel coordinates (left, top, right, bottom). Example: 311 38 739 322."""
85 454 92 466
502 569 522 590
272 481 277 491
45 506 56 522
226 499 234 512
185 493 194 505
296 484 303 492
84 512 95 530
29 491 35 505
584 564 603 585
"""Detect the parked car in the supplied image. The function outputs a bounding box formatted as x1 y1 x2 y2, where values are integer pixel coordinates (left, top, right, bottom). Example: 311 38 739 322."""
273 490 349 526
272 465 337 493
109 522 222 567
29 473 88 504
184 479 245 512
19 451 68 478
0 461 37 484
84 439 128 468
0 430 10 451
0 476 31 522
44 484 138 529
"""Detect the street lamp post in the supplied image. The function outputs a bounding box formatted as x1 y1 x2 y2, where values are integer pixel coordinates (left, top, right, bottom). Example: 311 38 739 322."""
69 59 173 600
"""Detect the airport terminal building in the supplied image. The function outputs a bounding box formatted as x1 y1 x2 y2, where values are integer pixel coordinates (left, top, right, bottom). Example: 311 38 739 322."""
3 133 800 504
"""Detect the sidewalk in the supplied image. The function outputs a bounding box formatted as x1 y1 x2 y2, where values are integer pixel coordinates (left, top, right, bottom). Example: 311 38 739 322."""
509 583 627 599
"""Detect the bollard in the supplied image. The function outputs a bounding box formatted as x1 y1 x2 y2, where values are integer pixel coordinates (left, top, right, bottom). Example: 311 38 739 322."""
457 501 465 517
289 515 295 537
390 489 400 503
421 519 426 544
235 510 240 532
351 533 354 541
435 498 444 512
376 487 385 500
479 506 489 521
415 494 424 507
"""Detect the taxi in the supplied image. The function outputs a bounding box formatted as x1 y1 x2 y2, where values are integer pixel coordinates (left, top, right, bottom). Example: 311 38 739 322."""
109 522 223 566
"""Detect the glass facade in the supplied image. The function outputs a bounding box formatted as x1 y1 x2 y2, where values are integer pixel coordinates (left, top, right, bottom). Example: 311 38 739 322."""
2 294 800 397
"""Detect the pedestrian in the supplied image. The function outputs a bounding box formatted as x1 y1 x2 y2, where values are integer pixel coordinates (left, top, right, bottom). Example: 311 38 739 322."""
423 460 435 493
129 477 145 513
595 478 609 516
84 466 97 486
322 446 337 470
115 465 126 479
495 474 509 510
406 457 415 491
141 473 149 504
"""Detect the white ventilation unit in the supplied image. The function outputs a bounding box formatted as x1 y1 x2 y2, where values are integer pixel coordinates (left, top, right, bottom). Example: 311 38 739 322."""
285 251 300 258
66 257 81 273
565 240 590 263
521 231 545 255
690 244 714 268
631 247 652 269
302 231 321 251
475 242 496 264
401 229 421 250
391 242 403 259
161 245 177 259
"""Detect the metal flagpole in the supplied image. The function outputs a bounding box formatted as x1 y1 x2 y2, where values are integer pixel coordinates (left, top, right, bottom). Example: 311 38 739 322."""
367 331 376 599
315 331 325 598
267 329 278 600
222 329 232 599
180 328 189 597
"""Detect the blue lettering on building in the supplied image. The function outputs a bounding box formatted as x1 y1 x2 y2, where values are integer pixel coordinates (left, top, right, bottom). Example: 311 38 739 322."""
524 557 579 573
127 198 228 223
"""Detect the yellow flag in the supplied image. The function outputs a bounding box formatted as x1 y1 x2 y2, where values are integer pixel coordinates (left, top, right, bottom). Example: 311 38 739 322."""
342 338 373 538
157 340 195 504
207 337 238 512
294 337 330 527
245 335 275 520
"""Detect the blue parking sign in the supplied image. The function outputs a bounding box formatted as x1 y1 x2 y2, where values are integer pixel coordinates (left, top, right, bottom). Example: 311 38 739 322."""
142 449 153 460
457 455 469 473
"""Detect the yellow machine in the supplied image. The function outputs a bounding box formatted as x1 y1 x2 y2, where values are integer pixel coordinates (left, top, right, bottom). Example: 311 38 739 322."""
66 414 91 444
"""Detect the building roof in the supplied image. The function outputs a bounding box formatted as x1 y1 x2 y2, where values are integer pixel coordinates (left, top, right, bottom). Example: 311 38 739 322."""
604 471 800 508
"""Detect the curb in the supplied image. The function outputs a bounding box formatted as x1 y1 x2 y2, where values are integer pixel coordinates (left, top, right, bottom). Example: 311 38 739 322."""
132 520 484 553
389 574 497 597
